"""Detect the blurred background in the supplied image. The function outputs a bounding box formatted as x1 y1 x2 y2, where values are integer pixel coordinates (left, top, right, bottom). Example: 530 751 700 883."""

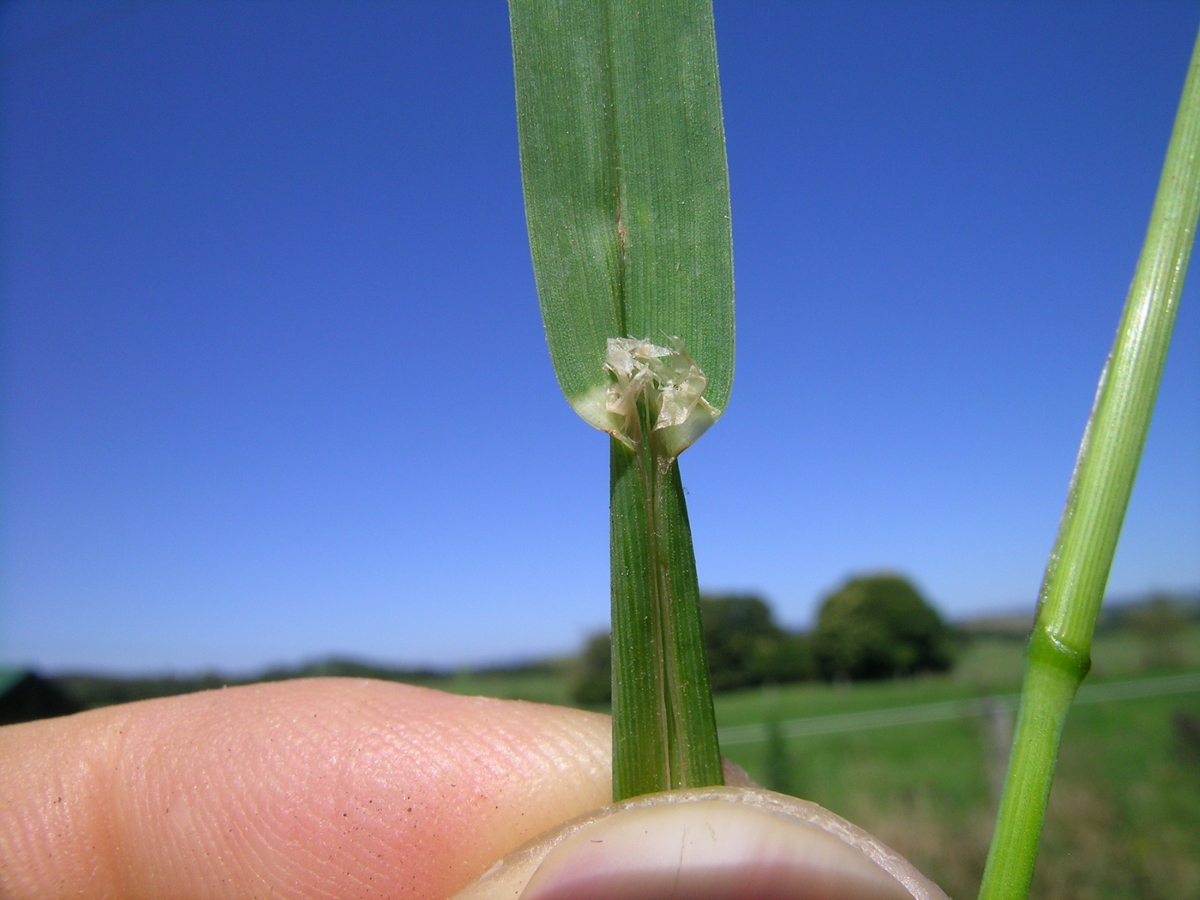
2 3 1199 897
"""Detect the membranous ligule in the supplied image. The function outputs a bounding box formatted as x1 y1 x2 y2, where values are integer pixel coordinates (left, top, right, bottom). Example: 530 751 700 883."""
596 337 720 458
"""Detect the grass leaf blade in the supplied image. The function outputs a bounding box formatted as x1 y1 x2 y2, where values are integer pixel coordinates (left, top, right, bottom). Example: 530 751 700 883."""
510 0 734 440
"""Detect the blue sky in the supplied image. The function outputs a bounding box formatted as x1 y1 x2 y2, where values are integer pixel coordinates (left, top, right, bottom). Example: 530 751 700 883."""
2 1 1198 675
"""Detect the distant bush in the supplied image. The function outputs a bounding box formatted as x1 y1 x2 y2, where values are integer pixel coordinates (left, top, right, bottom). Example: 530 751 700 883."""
813 573 953 681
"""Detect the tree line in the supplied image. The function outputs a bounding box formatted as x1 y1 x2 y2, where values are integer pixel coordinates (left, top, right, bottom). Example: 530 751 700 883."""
571 573 955 705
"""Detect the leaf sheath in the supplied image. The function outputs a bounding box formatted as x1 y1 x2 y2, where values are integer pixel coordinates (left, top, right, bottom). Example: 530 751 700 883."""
610 432 723 800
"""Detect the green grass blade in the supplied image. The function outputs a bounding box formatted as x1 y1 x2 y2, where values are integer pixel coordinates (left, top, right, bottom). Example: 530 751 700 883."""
509 0 734 446
978 26 1200 900
509 0 621 424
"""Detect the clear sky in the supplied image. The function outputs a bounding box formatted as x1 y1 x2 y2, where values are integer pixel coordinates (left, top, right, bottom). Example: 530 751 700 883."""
2 1 1198 675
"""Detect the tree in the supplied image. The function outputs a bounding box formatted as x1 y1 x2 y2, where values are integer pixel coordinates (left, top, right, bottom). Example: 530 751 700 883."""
701 594 813 691
813 573 952 681
701 594 780 691
569 631 613 706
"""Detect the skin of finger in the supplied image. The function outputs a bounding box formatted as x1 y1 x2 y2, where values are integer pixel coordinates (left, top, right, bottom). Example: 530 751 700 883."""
0 678 612 900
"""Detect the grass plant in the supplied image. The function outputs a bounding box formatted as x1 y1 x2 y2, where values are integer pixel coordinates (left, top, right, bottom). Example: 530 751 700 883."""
509 0 733 801
977 27 1200 900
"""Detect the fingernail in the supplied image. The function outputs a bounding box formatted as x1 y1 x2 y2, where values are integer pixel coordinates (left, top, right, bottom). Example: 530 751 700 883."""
454 788 949 900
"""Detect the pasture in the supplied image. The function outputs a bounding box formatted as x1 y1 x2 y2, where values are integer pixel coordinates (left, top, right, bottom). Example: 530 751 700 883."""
431 623 1200 899
709 625 1200 900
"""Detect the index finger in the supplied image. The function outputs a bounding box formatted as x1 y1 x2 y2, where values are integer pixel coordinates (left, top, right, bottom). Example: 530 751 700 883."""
0 678 612 900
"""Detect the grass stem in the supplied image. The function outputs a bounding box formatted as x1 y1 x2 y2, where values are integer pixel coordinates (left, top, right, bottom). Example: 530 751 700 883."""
978 26 1200 900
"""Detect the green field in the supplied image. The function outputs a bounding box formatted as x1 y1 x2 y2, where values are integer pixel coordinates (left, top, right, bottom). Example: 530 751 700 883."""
708 626 1200 900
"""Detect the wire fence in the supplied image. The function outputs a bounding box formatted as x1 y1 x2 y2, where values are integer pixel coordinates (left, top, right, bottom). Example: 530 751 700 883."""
717 671 1200 746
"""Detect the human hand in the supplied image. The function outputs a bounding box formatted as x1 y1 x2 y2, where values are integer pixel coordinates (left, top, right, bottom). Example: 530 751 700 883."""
0 678 612 899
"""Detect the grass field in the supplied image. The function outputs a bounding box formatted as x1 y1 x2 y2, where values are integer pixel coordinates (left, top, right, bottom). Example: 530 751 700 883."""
709 625 1200 900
